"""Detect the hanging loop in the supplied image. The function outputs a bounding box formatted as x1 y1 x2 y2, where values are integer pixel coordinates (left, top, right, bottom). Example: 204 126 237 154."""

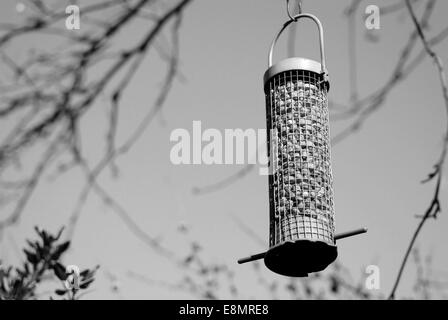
268 13 327 75
287 0 303 21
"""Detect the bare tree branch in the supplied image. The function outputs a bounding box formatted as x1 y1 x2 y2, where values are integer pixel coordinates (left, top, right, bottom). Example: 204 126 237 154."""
389 0 448 299
66 7 185 238
0 134 63 231
191 0 445 195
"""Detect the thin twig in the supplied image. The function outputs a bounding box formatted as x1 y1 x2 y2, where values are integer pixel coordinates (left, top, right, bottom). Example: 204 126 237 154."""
389 0 448 299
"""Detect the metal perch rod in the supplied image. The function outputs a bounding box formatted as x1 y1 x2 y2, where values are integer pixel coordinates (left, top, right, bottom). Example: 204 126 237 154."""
333 227 368 241
237 227 368 265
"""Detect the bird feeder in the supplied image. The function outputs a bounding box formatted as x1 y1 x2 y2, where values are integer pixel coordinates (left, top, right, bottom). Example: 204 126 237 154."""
238 12 367 277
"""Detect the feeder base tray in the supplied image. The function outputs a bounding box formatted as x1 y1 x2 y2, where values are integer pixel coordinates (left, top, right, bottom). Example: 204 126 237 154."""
264 240 337 277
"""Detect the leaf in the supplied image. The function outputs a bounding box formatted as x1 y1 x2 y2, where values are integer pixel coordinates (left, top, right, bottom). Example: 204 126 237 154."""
80 269 89 277
53 263 67 281
80 265 99 280
23 249 38 265
16 268 26 278
79 279 94 289
41 230 51 246
26 240 36 249
51 241 70 261
330 276 340 294
54 227 65 241
55 289 67 296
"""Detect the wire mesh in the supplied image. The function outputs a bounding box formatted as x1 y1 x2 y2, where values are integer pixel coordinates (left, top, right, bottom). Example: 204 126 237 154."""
265 69 335 249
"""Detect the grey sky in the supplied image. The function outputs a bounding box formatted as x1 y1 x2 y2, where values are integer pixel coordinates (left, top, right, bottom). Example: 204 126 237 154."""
1 0 448 299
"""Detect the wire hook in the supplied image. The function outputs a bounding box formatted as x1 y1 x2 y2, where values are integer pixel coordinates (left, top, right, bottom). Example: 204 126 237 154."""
287 0 303 21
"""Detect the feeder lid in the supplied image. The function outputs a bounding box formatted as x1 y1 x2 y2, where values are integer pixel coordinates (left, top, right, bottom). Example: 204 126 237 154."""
263 57 329 90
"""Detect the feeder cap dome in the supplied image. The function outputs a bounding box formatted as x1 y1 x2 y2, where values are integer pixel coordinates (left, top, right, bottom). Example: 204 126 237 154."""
263 57 329 90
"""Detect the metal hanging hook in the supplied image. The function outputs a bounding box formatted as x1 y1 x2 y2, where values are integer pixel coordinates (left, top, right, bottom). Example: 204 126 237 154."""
287 0 303 21
268 13 327 73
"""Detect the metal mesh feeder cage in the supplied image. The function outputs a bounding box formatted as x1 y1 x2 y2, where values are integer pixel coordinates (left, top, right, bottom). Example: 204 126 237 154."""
238 12 367 277
264 13 334 277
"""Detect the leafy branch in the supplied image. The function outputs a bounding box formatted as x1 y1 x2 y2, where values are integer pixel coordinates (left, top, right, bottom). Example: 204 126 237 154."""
0 226 98 300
